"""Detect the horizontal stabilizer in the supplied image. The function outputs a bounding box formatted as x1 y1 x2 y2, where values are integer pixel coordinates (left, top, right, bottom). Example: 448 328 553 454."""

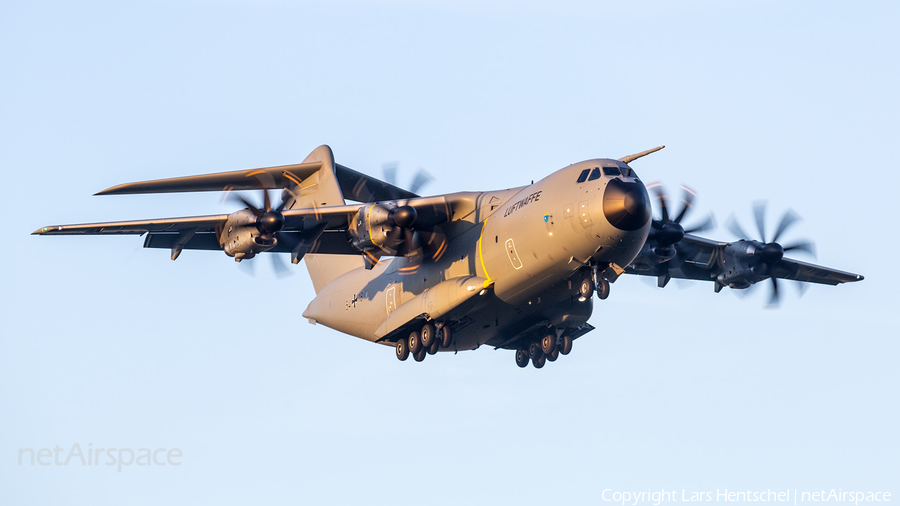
94 160 421 202
95 162 325 195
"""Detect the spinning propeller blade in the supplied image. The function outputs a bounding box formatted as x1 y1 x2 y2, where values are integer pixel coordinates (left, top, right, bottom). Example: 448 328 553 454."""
227 187 294 278
382 162 433 195
727 203 816 307
647 183 715 287
409 169 434 195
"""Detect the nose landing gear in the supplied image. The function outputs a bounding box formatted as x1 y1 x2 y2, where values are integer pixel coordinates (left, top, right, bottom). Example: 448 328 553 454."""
577 276 593 302
592 264 613 300
596 277 610 300
575 265 614 302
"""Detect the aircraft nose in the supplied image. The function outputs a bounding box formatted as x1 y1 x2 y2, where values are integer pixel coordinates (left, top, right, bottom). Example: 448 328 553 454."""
602 178 651 231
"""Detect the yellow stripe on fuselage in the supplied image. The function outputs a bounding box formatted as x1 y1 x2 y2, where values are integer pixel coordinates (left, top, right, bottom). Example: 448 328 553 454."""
477 218 492 288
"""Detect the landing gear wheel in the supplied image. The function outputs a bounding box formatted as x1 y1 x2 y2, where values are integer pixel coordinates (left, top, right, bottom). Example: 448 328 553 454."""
578 276 593 301
560 334 573 355
439 325 452 348
540 334 556 355
532 353 546 369
547 347 559 362
413 347 427 362
408 330 422 354
597 278 610 300
528 342 542 359
515 349 529 368
396 339 409 361
427 338 440 355
420 322 436 348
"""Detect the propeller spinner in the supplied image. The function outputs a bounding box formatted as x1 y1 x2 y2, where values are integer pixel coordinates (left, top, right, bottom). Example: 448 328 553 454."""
227 188 298 277
648 183 715 259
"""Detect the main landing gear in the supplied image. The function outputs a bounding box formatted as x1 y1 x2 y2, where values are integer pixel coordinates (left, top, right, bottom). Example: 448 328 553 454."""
516 331 574 369
395 322 451 363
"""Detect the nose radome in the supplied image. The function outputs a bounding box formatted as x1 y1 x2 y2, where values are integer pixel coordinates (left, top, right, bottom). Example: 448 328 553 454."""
603 179 651 231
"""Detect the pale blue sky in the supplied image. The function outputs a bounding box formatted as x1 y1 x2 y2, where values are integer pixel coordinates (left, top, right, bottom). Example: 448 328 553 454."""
1 1 897 505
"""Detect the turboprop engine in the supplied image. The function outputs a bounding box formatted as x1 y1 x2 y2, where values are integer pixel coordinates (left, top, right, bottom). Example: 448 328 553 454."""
348 203 418 256
219 192 287 261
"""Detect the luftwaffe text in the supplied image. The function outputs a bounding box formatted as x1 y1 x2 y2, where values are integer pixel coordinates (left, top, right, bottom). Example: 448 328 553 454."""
503 191 542 218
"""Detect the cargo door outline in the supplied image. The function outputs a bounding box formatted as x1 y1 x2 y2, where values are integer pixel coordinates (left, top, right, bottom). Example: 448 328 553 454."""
386 283 398 316
505 238 523 270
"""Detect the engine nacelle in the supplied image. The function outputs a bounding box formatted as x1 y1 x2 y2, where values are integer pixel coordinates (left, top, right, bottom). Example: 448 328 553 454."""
716 241 760 289
348 204 413 254
219 209 276 260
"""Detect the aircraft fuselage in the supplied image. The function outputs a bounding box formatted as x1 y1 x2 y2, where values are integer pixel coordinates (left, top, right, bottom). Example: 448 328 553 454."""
303 158 651 350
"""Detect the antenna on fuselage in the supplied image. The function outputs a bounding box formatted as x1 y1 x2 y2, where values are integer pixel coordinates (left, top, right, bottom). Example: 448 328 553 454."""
619 145 665 164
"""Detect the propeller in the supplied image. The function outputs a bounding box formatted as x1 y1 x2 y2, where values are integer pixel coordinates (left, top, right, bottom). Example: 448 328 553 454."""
227 188 296 277
382 205 420 257
377 204 448 264
367 163 446 268
383 162 434 195
726 201 817 307
648 182 715 258
642 183 715 288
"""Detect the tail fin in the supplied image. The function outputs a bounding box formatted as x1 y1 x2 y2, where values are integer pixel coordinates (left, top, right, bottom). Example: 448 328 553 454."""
290 145 345 209
293 145 363 293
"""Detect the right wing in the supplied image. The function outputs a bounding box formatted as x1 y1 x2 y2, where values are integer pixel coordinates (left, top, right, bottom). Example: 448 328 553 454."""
32 212 359 256
33 215 230 235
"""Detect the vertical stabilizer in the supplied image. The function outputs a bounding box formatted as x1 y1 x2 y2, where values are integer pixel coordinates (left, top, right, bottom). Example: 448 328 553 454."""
291 145 345 209
292 145 363 293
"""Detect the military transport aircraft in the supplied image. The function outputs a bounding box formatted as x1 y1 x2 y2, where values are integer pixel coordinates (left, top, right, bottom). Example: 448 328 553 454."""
34 145 863 368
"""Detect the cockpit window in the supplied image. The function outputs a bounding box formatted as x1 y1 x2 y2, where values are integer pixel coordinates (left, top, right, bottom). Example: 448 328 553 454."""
603 167 622 176
588 167 602 181
576 169 589 183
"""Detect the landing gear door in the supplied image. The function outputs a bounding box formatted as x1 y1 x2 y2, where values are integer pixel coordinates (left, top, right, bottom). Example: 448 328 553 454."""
505 238 523 270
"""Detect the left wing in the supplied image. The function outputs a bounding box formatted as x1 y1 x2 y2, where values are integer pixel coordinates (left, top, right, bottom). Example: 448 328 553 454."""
626 233 863 289
626 234 725 287
769 256 863 285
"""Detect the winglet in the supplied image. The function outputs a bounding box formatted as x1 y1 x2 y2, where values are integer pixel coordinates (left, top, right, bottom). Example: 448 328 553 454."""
619 145 665 164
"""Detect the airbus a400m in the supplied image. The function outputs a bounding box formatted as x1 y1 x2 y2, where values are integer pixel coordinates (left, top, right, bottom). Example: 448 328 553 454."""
34 145 863 368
